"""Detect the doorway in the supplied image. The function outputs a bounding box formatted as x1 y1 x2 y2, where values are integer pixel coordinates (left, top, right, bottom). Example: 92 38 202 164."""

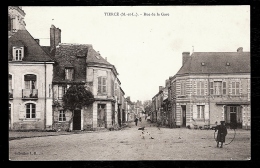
97 104 106 128
181 105 186 127
73 110 81 130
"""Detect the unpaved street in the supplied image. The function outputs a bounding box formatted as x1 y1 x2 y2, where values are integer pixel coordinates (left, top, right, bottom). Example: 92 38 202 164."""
9 118 250 160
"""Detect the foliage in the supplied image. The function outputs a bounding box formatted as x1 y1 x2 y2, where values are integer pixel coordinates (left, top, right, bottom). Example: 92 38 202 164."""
143 100 152 115
63 85 94 110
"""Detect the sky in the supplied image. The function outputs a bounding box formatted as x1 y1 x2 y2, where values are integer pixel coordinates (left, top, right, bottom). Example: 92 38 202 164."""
21 6 250 102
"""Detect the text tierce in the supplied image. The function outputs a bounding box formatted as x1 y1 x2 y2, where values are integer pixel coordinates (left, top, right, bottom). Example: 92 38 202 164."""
104 12 119 16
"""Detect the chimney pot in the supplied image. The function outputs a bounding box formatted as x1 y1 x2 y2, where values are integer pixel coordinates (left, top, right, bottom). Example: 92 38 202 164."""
182 52 190 66
237 47 243 53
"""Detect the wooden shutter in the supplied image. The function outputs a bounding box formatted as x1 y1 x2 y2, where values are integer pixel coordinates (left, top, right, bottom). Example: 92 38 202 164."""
36 103 41 119
193 105 197 119
19 104 25 119
53 109 59 122
222 81 226 95
204 105 209 120
229 81 232 95
210 82 214 95
201 81 205 95
98 77 101 93
102 77 107 93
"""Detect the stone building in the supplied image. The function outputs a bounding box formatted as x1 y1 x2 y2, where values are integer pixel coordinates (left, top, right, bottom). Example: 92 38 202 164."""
8 6 54 130
169 48 250 129
86 46 122 130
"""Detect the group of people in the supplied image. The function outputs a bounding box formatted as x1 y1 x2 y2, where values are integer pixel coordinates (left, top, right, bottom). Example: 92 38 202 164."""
134 117 142 126
133 116 228 148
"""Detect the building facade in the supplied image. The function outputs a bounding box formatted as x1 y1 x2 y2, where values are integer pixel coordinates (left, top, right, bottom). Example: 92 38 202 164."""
170 48 250 129
8 6 54 130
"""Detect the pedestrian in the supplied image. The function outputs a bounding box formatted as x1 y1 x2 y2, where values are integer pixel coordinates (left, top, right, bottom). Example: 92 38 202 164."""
134 117 138 126
139 117 142 123
215 121 228 148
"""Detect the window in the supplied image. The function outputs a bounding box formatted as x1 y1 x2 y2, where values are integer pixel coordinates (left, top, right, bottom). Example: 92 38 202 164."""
9 103 11 120
231 81 240 95
197 105 205 119
59 110 66 121
24 74 36 89
9 74 12 90
65 68 74 81
58 86 67 99
13 47 24 61
26 103 36 119
210 81 227 95
111 80 114 96
98 77 107 94
115 83 117 97
180 81 186 95
196 81 204 95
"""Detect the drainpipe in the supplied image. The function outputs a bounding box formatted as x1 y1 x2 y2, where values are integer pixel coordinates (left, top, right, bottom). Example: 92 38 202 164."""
44 62 47 130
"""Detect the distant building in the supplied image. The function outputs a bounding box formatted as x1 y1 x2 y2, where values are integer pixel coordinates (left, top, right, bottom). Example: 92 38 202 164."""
169 48 250 129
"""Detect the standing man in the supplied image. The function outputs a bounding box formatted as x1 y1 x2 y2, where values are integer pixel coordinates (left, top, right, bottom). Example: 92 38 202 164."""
134 117 138 126
215 121 228 148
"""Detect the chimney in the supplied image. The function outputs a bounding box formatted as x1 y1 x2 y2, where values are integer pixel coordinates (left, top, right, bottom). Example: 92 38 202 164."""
237 47 243 53
50 24 61 51
35 39 40 45
159 86 163 92
105 57 107 61
182 52 190 66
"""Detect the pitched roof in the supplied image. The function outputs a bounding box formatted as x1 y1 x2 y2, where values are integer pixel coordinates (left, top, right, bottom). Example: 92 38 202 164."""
177 52 250 75
8 30 54 62
86 46 112 66
53 43 89 82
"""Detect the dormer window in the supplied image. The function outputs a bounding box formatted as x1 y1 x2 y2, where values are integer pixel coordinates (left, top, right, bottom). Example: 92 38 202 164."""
65 67 74 81
13 46 24 61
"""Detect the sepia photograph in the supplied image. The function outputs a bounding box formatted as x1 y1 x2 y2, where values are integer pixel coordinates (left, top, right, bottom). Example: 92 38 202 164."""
8 6 250 161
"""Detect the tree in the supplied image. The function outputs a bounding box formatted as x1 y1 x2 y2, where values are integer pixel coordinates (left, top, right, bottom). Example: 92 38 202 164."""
62 84 95 130
143 100 152 115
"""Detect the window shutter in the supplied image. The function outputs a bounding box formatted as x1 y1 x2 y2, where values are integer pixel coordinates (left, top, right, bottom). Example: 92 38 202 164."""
184 81 186 95
98 77 101 93
53 85 58 99
205 105 209 119
222 81 226 95
54 110 59 121
229 81 232 95
194 81 197 95
19 104 25 119
193 105 197 119
210 82 214 95
12 47 15 60
204 81 207 95
239 81 242 94
36 103 41 119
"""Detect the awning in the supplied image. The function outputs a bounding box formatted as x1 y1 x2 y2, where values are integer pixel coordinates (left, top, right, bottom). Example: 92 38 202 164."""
216 101 250 105
24 74 37 81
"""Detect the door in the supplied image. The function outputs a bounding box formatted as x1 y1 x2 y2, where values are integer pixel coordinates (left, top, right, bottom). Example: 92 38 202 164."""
230 106 237 129
98 104 106 128
118 107 121 127
73 110 81 130
181 105 186 127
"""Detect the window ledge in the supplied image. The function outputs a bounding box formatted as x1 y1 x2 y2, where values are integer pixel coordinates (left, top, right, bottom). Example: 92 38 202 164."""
20 119 40 121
